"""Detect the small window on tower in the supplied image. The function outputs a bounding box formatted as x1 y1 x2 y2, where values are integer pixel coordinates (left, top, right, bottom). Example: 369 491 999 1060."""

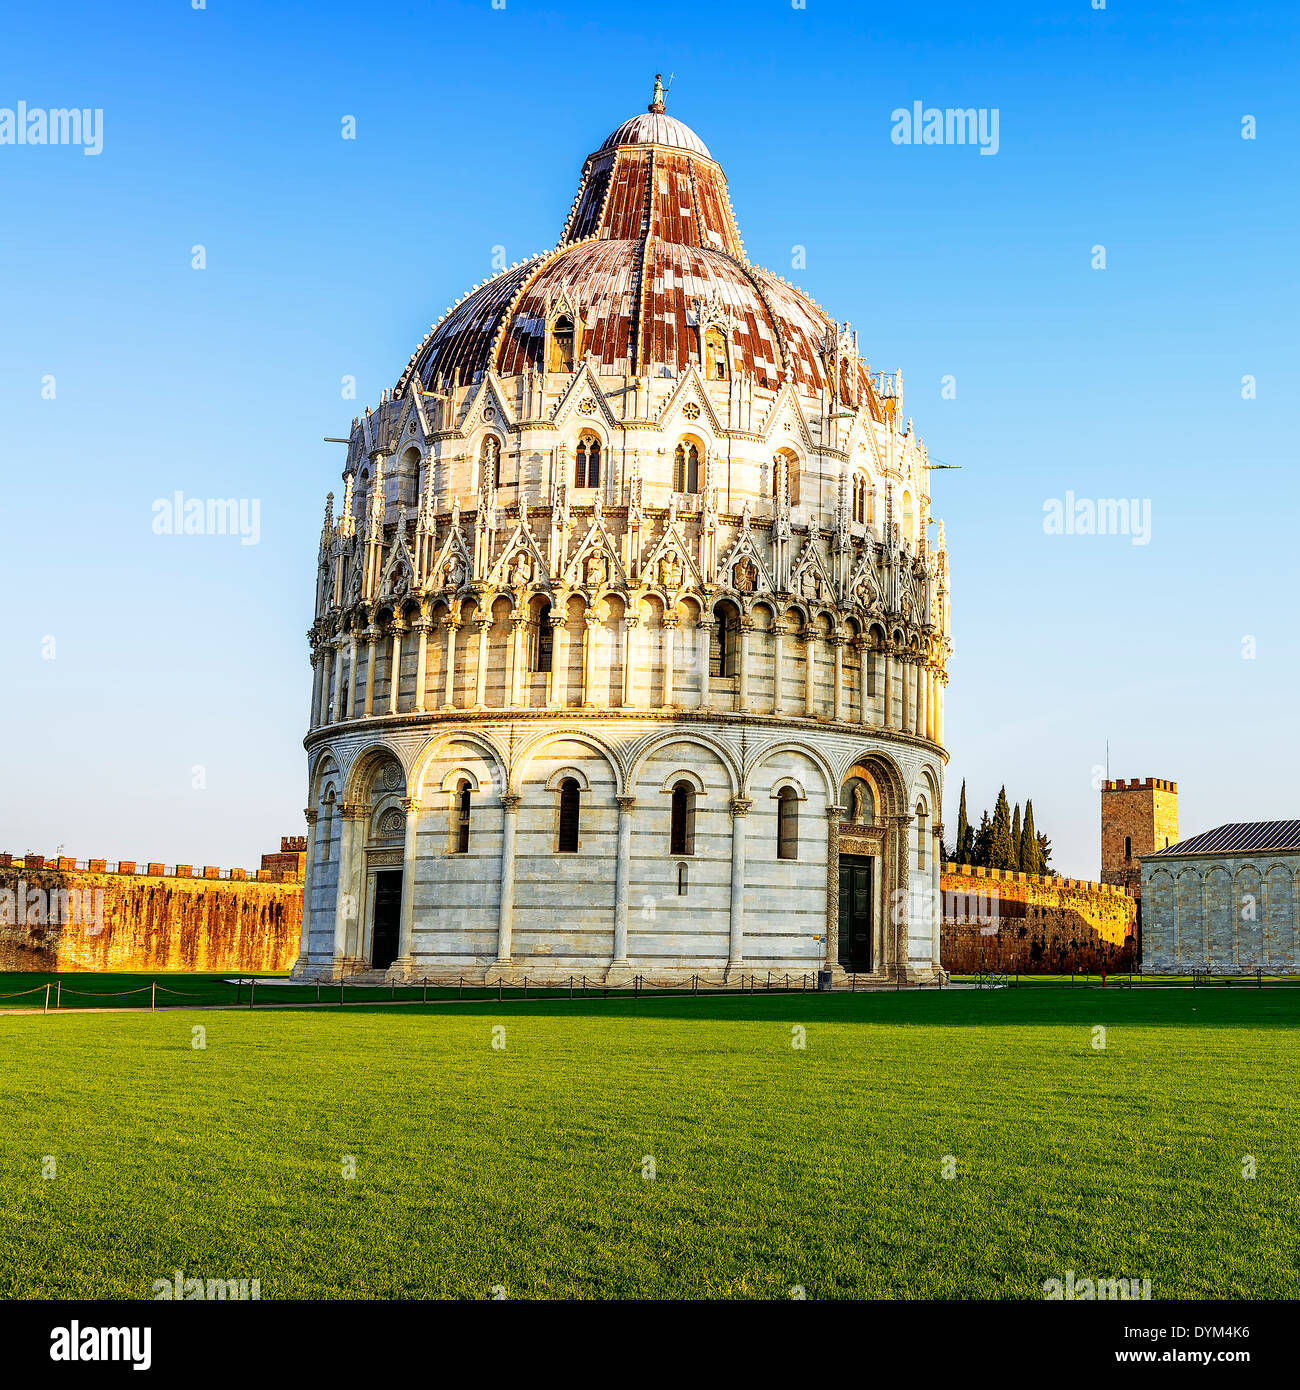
575 435 601 489
550 315 576 373
557 778 580 853
673 441 701 493
455 780 472 854
704 325 728 381
533 601 553 673
1125 836 1132 860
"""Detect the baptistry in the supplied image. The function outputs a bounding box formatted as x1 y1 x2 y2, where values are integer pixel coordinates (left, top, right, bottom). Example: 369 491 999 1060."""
294 79 951 986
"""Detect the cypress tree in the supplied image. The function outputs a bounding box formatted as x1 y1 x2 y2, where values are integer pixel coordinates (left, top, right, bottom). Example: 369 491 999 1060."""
991 786 1017 870
972 811 993 868
1011 803 1022 868
1021 800 1040 874
956 781 971 865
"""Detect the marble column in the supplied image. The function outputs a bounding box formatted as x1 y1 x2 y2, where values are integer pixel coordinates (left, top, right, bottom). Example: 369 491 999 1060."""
413 619 430 713
474 618 491 708
491 793 522 973
608 795 636 984
803 634 817 718
441 619 459 709
509 616 527 707
333 804 366 969
393 796 421 973
831 634 845 722
621 614 639 707
856 640 870 724
726 796 752 975
824 806 842 974
662 614 678 708
771 623 786 714
883 650 893 729
888 812 915 981
296 808 318 972
697 619 714 710
581 614 600 707
364 631 378 717
329 640 344 723
312 651 327 728
738 621 752 710
550 613 569 708
388 623 403 715
345 633 359 718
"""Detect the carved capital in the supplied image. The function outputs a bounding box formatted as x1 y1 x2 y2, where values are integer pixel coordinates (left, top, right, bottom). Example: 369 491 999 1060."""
340 802 368 821
304 808 318 825
729 796 753 818
615 795 637 813
500 793 522 813
400 797 422 815
548 614 567 631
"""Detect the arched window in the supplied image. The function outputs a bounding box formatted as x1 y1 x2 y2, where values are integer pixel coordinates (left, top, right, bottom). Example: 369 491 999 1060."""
558 778 580 853
549 315 576 373
704 324 728 381
533 600 553 673
916 801 928 870
777 788 799 861
575 434 601 489
711 602 738 678
670 781 696 856
455 780 472 854
852 473 867 525
673 441 701 493
481 437 501 489
677 862 689 896
776 450 800 506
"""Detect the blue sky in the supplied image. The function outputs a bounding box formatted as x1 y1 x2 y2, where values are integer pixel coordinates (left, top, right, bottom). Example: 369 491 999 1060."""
1 0 1296 876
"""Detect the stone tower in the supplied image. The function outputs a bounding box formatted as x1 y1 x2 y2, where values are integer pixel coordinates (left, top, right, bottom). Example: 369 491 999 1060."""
292 80 952 988
1101 777 1179 898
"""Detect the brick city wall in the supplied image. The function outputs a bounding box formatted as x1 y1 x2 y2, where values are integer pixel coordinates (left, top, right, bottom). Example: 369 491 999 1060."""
0 840 304 973
941 862 1137 975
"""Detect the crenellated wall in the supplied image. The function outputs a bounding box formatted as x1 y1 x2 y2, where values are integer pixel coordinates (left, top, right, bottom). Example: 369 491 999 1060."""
940 862 1136 975
0 846 303 973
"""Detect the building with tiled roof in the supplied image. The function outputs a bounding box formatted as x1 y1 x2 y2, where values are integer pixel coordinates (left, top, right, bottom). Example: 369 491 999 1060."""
296 78 952 988
1142 819 1300 974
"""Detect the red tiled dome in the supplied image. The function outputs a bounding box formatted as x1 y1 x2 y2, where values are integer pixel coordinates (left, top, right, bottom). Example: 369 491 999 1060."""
397 91 881 414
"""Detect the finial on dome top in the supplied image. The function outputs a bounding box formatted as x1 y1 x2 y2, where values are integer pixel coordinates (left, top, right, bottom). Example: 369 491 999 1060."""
649 73 666 114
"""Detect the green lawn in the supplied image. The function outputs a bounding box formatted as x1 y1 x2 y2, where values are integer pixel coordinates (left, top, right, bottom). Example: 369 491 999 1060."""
1 989 1296 1299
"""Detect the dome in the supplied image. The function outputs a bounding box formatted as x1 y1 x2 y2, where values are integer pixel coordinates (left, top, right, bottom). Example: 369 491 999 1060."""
396 79 881 417
598 111 711 158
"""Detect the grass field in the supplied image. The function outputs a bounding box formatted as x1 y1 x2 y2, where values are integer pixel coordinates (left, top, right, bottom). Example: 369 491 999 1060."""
1 988 1296 1299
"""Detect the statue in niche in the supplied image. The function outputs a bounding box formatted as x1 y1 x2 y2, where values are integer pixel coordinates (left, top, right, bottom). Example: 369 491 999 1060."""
659 549 682 590
511 553 532 588
391 564 409 597
442 555 465 590
584 551 608 589
851 785 866 824
733 557 756 593
801 567 822 601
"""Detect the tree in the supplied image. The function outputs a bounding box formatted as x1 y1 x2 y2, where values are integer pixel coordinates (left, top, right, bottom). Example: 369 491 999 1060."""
1035 831 1054 875
972 811 993 868
990 786 1018 870
1021 800 1041 875
1011 803 1022 869
956 781 971 865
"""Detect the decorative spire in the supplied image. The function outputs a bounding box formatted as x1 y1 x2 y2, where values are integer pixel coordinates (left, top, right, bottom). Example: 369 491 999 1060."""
649 73 666 114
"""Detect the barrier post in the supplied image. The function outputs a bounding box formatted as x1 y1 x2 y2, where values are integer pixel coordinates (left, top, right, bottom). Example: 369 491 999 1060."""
44 983 50 1014
56 980 61 1009
249 979 255 1009
236 978 242 1005
151 981 156 1012
422 979 427 1004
